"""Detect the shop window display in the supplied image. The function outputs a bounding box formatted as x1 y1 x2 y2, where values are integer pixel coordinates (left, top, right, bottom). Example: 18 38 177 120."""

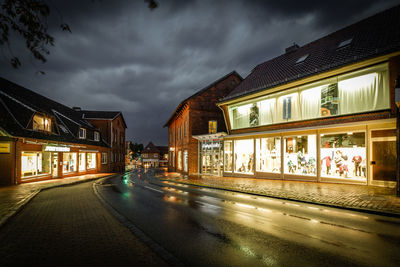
228 64 389 130
224 141 232 172
79 153 86 171
21 152 51 178
256 137 281 173
284 135 316 176
177 150 182 170
87 153 96 169
234 139 254 174
63 153 77 173
320 132 366 180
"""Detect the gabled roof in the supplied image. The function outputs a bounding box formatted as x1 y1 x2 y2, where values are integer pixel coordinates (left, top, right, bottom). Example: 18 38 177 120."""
81 110 127 128
222 5 400 102
143 142 159 153
0 77 108 147
163 71 243 127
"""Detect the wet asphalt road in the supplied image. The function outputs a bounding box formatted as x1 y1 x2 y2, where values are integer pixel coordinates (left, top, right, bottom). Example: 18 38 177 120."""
96 169 400 267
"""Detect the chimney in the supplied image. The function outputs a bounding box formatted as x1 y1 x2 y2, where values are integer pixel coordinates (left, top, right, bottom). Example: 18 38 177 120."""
72 107 81 111
285 43 299 53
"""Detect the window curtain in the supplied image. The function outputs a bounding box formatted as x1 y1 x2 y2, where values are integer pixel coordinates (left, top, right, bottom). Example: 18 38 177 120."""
338 72 388 114
300 87 321 120
259 98 276 125
276 93 300 123
232 104 251 129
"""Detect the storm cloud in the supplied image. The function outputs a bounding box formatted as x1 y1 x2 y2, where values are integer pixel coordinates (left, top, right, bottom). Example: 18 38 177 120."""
1 0 399 145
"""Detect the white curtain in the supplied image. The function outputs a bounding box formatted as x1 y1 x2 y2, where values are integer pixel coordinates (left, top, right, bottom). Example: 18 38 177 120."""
276 93 300 123
300 87 321 120
232 104 251 129
338 72 388 114
259 98 276 125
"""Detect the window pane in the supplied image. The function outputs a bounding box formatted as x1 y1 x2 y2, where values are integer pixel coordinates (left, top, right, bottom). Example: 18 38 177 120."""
21 152 51 178
234 139 254 174
63 153 77 173
87 153 96 169
284 135 316 176
224 141 232 172
79 153 86 171
256 137 281 173
321 132 366 180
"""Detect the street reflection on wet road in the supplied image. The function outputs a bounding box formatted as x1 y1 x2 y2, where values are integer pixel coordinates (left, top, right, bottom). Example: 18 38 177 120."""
96 169 400 266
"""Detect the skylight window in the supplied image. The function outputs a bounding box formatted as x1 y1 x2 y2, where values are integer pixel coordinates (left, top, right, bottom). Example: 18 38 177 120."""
59 125 68 133
296 54 309 64
337 38 353 49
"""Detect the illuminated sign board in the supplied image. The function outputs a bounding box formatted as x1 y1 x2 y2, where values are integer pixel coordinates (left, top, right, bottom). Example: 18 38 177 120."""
44 146 70 152
202 142 221 149
0 143 10 153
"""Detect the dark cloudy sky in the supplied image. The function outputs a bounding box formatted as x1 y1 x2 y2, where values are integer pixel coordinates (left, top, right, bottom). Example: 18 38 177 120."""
1 0 400 145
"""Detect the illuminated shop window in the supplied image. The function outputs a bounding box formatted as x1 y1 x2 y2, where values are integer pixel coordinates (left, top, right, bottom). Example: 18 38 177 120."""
79 153 86 172
87 153 96 169
256 137 281 173
33 114 52 132
320 132 366 180
63 153 77 173
177 150 182 170
184 150 188 172
284 135 316 176
234 139 254 174
21 152 51 178
228 64 389 130
224 141 232 172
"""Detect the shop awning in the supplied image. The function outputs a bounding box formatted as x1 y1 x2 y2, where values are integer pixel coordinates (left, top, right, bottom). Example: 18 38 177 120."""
192 132 227 141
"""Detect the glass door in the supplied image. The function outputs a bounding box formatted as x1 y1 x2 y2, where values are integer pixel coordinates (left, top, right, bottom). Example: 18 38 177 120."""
52 153 58 178
371 137 396 183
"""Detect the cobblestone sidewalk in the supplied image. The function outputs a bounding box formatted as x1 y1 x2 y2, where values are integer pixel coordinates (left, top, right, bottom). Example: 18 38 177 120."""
0 173 114 227
157 172 400 216
0 181 167 266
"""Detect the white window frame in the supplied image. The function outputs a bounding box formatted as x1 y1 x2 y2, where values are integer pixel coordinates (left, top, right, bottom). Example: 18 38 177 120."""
94 131 100 141
101 152 107 164
79 128 86 139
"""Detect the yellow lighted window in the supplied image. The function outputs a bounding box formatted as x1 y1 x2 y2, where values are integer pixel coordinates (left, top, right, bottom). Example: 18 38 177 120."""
33 114 52 132
208 121 217 134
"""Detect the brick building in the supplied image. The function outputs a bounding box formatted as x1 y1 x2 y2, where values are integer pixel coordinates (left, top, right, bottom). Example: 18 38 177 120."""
142 142 168 168
79 110 127 172
0 78 111 185
218 6 400 188
164 71 243 175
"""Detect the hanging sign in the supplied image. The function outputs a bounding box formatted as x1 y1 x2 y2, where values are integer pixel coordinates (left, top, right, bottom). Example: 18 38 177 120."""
44 146 70 152
0 143 10 153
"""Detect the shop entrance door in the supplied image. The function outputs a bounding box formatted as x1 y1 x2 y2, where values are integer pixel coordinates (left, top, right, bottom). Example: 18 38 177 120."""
52 153 58 178
371 136 396 184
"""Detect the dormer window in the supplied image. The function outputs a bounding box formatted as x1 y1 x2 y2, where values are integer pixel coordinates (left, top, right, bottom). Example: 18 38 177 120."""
33 114 52 132
79 128 86 139
337 38 353 49
295 54 309 64
94 131 100 141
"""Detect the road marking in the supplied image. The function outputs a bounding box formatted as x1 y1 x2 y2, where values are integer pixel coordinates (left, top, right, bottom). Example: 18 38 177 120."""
144 185 164 193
